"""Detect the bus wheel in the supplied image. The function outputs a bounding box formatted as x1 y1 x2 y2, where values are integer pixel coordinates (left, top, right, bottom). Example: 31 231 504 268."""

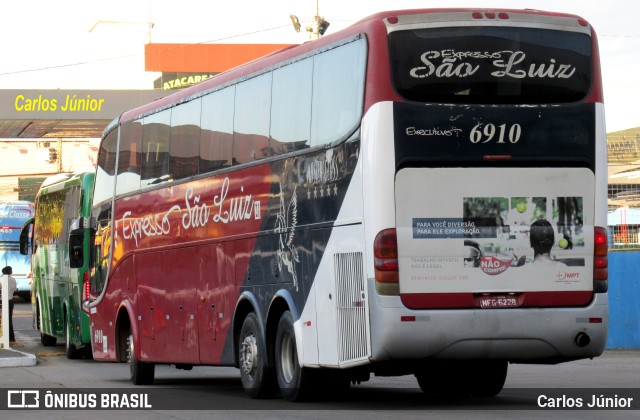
238 313 275 398
416 360 507 398
275 310 312 401
37 302 57 346
127 332 155 385
40 333 57 346
64 318 82 359
466 360 508 397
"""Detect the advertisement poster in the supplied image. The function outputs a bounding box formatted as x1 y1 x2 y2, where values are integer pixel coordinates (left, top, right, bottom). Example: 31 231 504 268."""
395 167 595 296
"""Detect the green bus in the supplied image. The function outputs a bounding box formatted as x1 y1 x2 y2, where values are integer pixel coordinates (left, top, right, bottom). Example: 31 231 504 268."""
21 172 94 359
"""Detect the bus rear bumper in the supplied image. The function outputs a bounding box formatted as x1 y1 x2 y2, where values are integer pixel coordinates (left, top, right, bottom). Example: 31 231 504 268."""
368 279 608 364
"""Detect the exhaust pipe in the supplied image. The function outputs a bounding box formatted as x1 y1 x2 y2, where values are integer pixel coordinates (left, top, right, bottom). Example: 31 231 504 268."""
575 332 591 347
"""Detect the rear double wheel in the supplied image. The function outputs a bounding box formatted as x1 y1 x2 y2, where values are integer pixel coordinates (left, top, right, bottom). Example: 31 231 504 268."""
275 311 352 401
238 312 276 398
274 310 311 401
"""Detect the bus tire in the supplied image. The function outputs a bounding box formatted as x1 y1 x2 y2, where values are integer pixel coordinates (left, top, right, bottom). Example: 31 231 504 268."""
37 301 57 346
275 310 312 401
128 332 155 385
416 360 507 398
40 333 57 346
415 361 459 397
238 312 275 398
65 318 82 359
467 360 508 397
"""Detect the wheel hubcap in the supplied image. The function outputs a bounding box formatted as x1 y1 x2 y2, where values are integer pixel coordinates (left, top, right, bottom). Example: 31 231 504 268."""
280 331 295 384
240 335 258 377
128 335 134 365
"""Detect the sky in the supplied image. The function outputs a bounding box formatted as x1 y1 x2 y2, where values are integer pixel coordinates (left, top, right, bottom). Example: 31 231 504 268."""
0 0 638 132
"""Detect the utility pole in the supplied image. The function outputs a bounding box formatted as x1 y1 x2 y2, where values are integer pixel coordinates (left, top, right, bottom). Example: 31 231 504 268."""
290 0 330 40
57 138 63 173
309 0 330 40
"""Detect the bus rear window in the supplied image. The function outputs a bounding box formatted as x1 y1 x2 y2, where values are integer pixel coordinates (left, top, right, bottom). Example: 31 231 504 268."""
389 27 592 104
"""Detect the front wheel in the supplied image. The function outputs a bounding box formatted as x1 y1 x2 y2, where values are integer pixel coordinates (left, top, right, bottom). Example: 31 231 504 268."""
128 332 155 385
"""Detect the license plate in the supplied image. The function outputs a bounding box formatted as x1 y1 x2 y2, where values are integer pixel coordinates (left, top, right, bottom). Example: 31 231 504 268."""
478 296 519 309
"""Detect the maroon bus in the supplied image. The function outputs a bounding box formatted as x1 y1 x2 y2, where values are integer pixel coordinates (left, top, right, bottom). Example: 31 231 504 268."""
81 8 608 401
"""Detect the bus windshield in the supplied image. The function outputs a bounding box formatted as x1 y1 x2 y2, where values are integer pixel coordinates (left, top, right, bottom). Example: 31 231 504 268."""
389 27 592 104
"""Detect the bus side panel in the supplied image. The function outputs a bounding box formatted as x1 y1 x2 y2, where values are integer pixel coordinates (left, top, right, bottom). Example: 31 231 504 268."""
303 224 369 368
232 140 362 352
33 244 53 335
136 248 199 364
298 154 367 368
198 241 235 365
41 244 64 337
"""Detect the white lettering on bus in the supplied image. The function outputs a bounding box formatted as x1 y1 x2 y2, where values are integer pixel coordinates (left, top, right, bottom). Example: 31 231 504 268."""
406 126 462 137
409 50 576 80
121 205 179 247
182 187 210 229
410 51 479 78
0 210 32 219
491 51 576 79
212 177 260 224
120 177 262 247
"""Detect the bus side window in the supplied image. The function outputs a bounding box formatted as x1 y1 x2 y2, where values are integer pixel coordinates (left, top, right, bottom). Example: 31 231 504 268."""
200 87 234 173
311 39 366 146
270 58 312 155
234 73 272 164
94 128 118 205
141 110 171 186
116 120 142 195
170 99 201 180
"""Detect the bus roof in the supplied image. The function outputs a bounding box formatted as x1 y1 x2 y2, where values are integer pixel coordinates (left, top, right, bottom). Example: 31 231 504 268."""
38 172 94 192
115 8 593 127
0 200 33 207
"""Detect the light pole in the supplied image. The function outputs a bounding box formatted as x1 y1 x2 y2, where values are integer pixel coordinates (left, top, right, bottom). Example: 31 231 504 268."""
290 0 330 40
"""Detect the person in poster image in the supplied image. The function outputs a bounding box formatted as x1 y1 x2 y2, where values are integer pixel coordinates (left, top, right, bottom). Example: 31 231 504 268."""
529 220 567 266
512 219 566 267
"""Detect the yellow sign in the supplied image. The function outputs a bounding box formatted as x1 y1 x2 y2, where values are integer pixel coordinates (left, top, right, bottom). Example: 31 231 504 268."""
14 94 105 112
163 74 213 90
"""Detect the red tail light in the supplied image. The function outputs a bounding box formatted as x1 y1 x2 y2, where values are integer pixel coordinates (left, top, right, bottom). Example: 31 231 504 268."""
594 227 608 293
82 272 91 314
374 229 399 290
84 272 91 300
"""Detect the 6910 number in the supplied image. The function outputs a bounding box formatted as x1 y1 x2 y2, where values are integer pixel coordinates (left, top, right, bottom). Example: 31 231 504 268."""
470 123 522 144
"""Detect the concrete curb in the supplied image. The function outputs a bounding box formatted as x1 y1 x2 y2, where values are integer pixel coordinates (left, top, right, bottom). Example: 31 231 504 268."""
0 348 37 367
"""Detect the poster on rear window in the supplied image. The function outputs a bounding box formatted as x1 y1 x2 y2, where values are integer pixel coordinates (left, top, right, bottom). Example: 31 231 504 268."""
395 167 595 294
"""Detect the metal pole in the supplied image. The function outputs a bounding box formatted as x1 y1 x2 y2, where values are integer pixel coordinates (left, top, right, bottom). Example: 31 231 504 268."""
57 138 63 173
1 276 9 349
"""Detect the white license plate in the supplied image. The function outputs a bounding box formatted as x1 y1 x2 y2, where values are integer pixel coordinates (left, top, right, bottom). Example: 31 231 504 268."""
478 296 519 309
